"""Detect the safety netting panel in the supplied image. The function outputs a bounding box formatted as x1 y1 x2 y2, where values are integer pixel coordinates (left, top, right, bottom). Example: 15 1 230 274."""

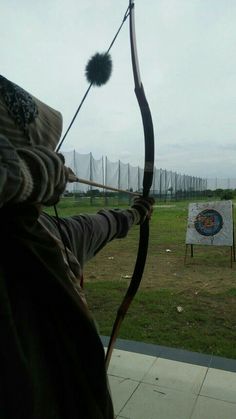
129 165 141 192
105 158 119 189
62 150 207 195
91 155 104 188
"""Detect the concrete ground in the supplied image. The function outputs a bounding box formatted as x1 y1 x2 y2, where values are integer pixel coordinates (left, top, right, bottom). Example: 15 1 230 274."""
101 337 236 419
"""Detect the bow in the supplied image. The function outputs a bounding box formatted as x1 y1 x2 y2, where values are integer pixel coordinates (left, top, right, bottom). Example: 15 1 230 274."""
105 0 155 369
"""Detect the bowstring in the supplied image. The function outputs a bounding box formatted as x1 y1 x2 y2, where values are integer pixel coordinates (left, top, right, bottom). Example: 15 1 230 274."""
53 3 131 273
56 4 131 153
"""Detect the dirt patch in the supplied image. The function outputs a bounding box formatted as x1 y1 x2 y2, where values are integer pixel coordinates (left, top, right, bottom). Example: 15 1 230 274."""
85 238 236 296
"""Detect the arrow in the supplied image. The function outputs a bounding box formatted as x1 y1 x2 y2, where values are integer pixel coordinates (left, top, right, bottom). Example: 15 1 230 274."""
69 175 140 196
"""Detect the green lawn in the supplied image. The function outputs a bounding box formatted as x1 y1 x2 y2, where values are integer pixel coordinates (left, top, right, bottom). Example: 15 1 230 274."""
45 197 236 359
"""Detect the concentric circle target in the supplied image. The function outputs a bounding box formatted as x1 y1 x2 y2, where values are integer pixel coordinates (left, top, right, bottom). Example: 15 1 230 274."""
194 209 223 236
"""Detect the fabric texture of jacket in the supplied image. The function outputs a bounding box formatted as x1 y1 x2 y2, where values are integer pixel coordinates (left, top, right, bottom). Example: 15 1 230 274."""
0 204 135 419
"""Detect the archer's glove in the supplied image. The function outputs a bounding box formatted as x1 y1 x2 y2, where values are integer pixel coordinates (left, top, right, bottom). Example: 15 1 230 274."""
130 196 155 225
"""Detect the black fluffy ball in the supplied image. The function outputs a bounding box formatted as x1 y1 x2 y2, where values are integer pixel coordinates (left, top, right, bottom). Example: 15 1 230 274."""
85 52 112 86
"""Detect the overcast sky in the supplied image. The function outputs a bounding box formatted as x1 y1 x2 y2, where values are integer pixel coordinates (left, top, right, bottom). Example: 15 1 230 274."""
1 0 236 179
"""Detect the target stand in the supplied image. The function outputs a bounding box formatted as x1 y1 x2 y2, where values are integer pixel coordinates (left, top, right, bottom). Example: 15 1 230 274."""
184 201 235 268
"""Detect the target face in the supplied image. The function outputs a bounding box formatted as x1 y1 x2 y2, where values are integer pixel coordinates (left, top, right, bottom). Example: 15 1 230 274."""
194 209 223 236
186 201 233 246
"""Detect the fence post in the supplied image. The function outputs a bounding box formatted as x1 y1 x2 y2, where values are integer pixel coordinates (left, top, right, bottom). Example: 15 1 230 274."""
160 169 162 201
105 156 108 206
152 166 156 196
90 152 93 205
138 166 141 193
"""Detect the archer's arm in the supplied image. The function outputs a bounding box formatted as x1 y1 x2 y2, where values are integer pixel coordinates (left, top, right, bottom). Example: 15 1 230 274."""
40 208 139 268
40 196 154 268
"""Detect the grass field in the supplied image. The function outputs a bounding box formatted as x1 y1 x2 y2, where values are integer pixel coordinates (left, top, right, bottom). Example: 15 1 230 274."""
46 198 236 359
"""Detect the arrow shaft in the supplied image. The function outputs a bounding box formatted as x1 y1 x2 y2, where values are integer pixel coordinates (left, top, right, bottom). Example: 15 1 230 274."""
73 176 139 196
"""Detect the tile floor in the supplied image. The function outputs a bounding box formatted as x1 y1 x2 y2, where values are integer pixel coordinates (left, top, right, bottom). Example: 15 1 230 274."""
103 339 236 419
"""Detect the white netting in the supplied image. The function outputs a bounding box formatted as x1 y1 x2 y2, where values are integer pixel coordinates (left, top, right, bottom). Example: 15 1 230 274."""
62 150 210 194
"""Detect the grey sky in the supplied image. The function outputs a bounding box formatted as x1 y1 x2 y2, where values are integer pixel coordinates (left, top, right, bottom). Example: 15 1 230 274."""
1 0 236 178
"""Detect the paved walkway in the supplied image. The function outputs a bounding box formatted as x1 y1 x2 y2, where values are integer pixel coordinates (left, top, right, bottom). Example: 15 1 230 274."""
102 337 236 419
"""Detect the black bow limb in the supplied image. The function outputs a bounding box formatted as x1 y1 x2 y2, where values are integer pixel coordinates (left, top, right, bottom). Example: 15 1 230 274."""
105 0 155 369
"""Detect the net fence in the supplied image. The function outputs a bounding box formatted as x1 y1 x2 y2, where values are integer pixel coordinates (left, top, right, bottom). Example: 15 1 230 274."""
62 150 207 198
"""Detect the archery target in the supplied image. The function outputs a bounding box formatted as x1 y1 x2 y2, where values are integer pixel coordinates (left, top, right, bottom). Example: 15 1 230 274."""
186 201 233 246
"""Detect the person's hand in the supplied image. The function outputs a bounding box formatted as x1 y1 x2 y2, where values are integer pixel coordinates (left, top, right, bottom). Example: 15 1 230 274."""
131 196 155 225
